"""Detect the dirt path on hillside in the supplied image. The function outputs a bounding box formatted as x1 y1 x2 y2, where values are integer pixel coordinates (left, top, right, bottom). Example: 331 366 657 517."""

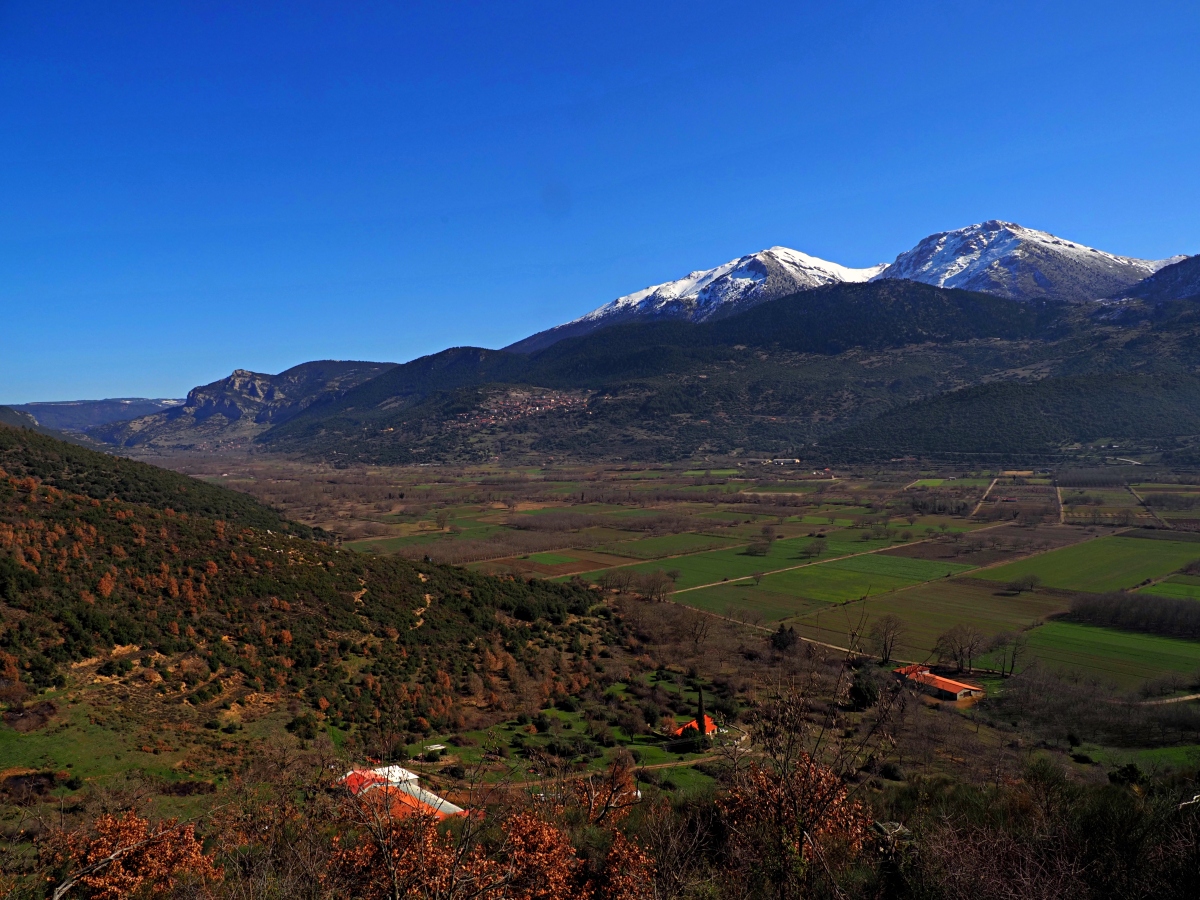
971 478 999 517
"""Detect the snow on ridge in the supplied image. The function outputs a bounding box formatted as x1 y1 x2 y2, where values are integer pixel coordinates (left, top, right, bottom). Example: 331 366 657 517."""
875 220 1183 294
571 246 886 326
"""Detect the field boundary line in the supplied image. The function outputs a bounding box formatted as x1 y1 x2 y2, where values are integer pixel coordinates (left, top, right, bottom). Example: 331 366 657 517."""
971 477 999 517
1128 485 1170 529
1135 692 1200 706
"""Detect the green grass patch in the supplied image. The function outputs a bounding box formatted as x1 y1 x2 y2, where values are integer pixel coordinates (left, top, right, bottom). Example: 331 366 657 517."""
527 551 579 565
792 581 1069 661
1025 621 1200 686
676 583 828 622
583 535 897 591
1137 575 1200 601
760 564 916 604
823 553 974 581
978 535 1200 593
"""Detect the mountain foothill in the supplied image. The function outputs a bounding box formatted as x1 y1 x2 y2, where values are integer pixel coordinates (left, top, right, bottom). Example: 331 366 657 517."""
7 220 1199 464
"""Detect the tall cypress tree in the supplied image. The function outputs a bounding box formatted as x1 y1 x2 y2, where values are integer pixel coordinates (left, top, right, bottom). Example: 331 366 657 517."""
696 684 707 750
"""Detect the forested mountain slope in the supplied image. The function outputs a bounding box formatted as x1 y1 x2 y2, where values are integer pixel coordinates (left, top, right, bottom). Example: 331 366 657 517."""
0 427 599 735
825 374 1200 459
258 281 1083 462
0 424 305 533
1120 254 1200 303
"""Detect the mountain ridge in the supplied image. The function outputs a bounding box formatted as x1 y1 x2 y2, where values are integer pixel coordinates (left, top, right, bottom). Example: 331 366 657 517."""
1118 253 1200 303
93 359 396 451
506 246 887 353
9 398 184 432
874 220 1182 303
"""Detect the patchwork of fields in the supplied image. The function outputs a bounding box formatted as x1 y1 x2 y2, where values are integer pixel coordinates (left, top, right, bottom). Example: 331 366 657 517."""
978 534 1200 593
277 461 1200 690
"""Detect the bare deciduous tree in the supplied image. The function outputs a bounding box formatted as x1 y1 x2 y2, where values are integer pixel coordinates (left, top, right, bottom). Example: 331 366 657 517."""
868 614 906 665
935 624 986 673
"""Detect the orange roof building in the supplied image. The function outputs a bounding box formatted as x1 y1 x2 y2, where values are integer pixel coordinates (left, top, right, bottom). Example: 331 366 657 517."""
895 665 984 701
339 766 465 820
369 783 466 821
672 714 718 737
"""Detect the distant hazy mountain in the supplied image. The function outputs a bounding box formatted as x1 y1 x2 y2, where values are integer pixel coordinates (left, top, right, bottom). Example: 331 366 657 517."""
10 398 183 432
92 360 395 450
1117 254 1200 303
874 220 1182 302
506 246 886 353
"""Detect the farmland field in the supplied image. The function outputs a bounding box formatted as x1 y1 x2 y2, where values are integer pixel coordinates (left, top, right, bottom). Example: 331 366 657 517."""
1024 621 1200 686
597 531 740 559
676 583 830 622
978 534 1200 593
174 455 1200 692
572 534 899 590
791 580 1070 662
1138 574 1200 601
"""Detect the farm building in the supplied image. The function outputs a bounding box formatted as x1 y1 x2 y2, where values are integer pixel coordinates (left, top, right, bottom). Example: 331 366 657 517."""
339 765 466 820
894 664 984 701
672 714 718 737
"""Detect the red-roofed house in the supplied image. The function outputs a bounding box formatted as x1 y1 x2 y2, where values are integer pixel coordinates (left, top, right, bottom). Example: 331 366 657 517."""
672 714 718 737
895 665 984 701
338 765 465 820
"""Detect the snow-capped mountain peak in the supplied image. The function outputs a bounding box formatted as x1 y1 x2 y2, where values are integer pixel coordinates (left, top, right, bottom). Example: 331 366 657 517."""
505 246 887 353
875 220 1184 302
577 246 886 325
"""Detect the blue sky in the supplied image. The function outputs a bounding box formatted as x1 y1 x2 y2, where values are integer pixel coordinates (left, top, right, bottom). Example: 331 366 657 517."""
2 1 1198 402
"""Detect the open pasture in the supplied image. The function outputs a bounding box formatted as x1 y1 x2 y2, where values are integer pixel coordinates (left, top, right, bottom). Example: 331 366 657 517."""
978 534 1200 593
573 534 901 591
758 564 913 605
752 553 972 606
1137 574 1200 601
791 580 1069 662
1024 621 1200 686
676 583 829 623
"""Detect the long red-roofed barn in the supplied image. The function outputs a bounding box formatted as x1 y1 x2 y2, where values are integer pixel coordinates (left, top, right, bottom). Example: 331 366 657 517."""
894 664 984 701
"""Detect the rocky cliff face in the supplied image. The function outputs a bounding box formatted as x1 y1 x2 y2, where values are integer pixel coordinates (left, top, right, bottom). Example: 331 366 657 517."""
92 360 395 451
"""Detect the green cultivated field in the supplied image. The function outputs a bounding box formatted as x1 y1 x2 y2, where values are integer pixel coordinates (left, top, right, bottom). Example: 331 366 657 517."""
669 549 974 619
527 551 578 565
677 583 829 622
823 553 973 581
1024 621 1200 686
1138 574 1200 600
792 580 1068 661
754 553 972 605
574 535 897 590
761 564 915 604
978 535 1200 593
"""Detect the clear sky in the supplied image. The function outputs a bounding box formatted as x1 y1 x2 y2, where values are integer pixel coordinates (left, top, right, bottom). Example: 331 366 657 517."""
2 1 1198 403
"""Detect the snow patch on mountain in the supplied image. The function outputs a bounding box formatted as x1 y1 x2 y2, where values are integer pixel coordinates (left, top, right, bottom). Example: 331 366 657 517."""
573 246 886 326
875 220 1184 302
